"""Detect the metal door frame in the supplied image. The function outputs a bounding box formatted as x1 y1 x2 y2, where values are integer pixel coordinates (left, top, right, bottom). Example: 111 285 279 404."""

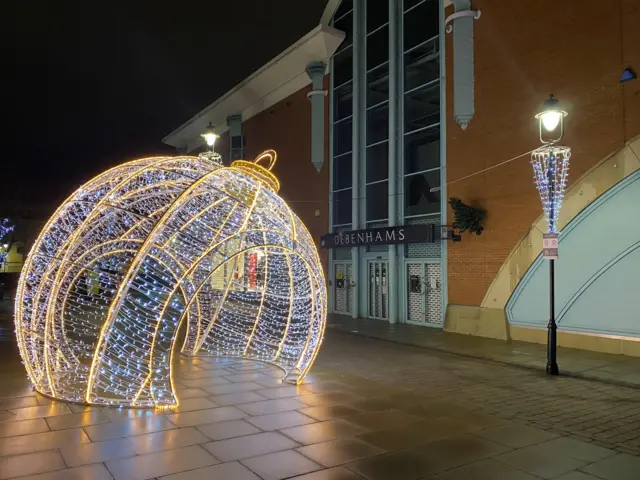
403 259 443 327
332 261 353 315
367 259 388 320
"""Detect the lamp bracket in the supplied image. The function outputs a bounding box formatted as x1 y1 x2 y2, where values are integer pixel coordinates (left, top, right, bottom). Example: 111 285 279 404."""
445 9 481 33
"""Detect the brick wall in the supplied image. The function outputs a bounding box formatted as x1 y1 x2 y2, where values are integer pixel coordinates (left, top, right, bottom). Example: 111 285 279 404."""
446 0 640 306
234 77 330 276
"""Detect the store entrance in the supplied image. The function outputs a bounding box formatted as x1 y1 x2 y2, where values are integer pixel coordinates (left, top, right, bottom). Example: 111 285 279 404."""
367 260 388 320
333 262 353 314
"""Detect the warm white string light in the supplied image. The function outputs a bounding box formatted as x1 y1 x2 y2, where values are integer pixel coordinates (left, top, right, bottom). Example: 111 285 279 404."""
14 151 327 408
530 145 571 233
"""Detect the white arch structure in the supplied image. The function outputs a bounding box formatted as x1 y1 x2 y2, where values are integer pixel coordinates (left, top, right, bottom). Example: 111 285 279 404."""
15 152 327 407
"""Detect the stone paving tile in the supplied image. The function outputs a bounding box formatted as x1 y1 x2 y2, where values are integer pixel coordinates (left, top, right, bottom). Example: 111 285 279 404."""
299 404 364 421
208 391 267 406
166 406 246 427
246 410 316 431
159 461 261 479
203 431 300 461
45 410 111 430
128 426 210 454
493 443 587 479
106 444 218 480
196 419 261 441
0 418 49 438
241 449 322 480
280 419 368 445
580 452 640 480
473 422 560 448
0 450 65 479
0 427 90 456
84 415 177 442
296 438 385 467
437 458 543 480
235 397 308 415
19 463 114 480
60 437 135 466
292 467 365 480
10 403 72 420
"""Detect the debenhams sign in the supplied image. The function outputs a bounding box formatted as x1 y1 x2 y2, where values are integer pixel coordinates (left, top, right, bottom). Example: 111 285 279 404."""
320 224 435 249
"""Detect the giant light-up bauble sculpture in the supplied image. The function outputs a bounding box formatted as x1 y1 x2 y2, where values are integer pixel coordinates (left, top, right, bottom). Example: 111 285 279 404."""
15 150 327 407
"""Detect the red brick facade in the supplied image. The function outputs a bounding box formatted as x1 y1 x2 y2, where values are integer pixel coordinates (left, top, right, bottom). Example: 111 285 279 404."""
445 0 640 306
219 78 330 276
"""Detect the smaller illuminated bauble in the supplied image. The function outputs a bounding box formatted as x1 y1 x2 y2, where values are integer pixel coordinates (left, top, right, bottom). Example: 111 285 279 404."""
15 151 327 407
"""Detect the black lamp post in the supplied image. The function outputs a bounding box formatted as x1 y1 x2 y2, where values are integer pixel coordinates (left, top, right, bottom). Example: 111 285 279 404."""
532 94 569 376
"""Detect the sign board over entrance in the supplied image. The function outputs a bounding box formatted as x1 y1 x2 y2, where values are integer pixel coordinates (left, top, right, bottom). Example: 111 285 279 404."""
542 233 559 260
320 224 435 249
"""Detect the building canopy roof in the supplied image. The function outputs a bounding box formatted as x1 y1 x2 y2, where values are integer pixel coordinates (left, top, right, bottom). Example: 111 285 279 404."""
162 23 345 151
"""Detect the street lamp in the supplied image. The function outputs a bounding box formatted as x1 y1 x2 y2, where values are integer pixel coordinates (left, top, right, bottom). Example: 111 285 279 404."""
201 122 219 150
532 94 571 376
199 122 222 165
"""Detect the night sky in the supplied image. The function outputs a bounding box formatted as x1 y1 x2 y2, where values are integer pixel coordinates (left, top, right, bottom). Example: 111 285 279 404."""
4 0 326 209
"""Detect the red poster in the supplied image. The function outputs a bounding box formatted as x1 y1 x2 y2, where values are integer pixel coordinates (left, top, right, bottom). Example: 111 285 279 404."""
248 253 257 289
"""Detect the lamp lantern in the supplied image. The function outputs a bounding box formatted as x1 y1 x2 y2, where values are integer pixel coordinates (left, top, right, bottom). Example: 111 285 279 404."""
534 94 567 144
201 122 219 149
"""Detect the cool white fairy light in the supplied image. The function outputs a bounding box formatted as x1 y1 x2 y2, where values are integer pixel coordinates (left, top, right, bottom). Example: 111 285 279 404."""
530 145 571 233
14 150 326 407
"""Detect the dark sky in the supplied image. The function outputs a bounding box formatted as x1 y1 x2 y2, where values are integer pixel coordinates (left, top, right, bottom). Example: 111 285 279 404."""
3 0 326 208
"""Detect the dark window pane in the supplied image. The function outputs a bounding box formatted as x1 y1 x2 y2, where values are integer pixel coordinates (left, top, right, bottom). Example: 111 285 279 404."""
366 1 388 32
333 81 353 121
404 0 423 12
366 142 388 183
366 102 388 146
333 118 352 156
333 47 353 87
366 25 388 70
334 13 352 52
231 136 243 149
334 0 353 20
403 0 439 52
404 81 440 133
333 189 352 225
404 126 440 174
366 181 389 221
366 64 389 107
404 170 441 216
404 36 439 91
333 152 352 190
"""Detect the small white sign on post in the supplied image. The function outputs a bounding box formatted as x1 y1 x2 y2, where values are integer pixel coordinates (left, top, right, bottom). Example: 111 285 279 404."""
543 233 559 260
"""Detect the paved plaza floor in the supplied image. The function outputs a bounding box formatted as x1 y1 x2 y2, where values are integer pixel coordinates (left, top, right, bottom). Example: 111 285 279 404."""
2 313 640 479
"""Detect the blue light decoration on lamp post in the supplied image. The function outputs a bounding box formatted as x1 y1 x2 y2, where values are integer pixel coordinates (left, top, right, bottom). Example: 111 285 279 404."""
531 94 570 376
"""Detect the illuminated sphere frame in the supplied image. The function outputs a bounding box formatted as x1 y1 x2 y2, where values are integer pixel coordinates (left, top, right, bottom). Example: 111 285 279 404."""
15 151 327 407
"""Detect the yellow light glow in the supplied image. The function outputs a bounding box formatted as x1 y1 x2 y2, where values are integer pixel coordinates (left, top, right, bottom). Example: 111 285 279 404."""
14 151 327 407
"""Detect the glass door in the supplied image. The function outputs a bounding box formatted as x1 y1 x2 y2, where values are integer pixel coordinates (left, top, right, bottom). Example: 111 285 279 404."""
333 262 353 314
367 260 388 320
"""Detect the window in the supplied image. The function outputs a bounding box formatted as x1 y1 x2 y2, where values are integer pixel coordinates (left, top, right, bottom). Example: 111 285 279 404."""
334 13 352 52
404 170 441 217
366 142 388 183
366 25 389 70
366 1 388 33
404 81 440 133
404 37 439 92
333 81 353 121
333 189 352 225
366 63 389 107
404 126 440 175
334 0 352 20
366 102 389 146
333 118 352 156
403 0 439 52
366 181 388 221
333 48 353 87
333 152 352 190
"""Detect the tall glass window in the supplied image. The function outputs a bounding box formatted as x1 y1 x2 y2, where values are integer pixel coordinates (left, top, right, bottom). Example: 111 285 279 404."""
403 0 441 220
331 3 354 228
365 2 389 224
